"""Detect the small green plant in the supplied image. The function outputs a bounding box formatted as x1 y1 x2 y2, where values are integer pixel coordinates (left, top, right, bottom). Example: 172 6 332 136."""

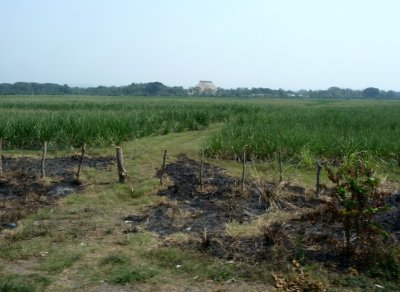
324 152 387 255
298 146 314 169
205 264 235 282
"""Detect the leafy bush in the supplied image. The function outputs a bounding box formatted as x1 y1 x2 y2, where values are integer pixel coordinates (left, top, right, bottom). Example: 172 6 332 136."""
323 152 387 254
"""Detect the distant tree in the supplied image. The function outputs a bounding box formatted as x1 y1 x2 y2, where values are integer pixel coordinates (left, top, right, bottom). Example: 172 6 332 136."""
144 82 166 95
363 87 380 98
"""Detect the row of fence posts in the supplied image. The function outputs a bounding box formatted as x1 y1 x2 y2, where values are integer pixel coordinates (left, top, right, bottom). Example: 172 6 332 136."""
0 140 323 196
157 147 323 196
0 140 128 184
239 148 324 196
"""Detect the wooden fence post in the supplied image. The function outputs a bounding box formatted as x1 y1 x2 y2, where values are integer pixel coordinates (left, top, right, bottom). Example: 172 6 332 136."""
160 150 167 186
316 161 322 196
76 143 86 181
0 139 3 176
41 141 47 179
199 150 204 191
278 149 283 183
116 147 127 183
241 148 246 192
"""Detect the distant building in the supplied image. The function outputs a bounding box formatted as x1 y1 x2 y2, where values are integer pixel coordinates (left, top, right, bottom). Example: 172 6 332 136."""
191 80 218 95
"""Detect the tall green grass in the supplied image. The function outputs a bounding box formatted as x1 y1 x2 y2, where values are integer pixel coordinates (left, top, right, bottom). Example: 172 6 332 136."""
1 96 399 161
0 95 257 149
206 100 400 160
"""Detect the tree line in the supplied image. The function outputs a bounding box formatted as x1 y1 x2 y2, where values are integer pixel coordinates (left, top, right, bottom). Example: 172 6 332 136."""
0 82 399 99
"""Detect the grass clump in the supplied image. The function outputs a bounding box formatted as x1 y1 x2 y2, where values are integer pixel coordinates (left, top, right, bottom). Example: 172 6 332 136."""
106 266 158 284
38 249 81 274
100 254 130 266
97 252 158 285
0 274 52 292
146 248 236 281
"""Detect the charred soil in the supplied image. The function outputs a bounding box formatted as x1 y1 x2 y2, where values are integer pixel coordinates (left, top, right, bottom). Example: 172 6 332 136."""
125 154 400 271
0 155 114 228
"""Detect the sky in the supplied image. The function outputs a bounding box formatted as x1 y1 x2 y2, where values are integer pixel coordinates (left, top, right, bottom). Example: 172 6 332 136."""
0 0 399 90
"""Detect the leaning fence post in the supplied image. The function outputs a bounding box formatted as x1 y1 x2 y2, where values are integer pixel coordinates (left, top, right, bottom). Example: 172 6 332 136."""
316 161 322 196
0 139 3 176
41 141 47 179
241 148 246 192
116 146 127 183
160 150 167 186
278 149 283 183
76 143 86 181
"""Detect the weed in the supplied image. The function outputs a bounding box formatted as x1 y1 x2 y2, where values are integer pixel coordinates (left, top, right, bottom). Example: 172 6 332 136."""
106 266 158 284
367 246 400 281
100 254 130 266
205 264 235 282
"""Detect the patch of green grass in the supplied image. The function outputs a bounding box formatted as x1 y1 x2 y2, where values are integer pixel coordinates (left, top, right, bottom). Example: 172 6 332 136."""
146 248 236 281
106 266 158 284
0 237 48 260
38 249 81 274
125 233 158 250
12 219 51 241
205 264 236 282
146 248 187 269
100 254 130 266
0 274 52 292
367 247 400 281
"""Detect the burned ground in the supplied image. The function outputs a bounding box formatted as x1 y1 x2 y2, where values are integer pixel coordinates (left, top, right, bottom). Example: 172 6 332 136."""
125 154 400 268
125 154 308 261
0 155 115 228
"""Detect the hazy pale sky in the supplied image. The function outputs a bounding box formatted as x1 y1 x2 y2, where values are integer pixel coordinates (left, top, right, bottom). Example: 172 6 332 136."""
1 0 399 90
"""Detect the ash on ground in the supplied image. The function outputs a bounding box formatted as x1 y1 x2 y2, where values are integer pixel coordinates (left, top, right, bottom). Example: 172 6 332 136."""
0 155 115 228
125 154 399 266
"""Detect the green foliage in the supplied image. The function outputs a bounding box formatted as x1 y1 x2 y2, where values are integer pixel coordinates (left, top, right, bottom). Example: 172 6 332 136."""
0 274 52 292
0 96 243 149
367 247 400 281
1 97 399 163
146 248 187 269
1 82 400 99
205 264 235 282
298 146 314 169
106 266 158 284
323 152 387 254
206 101 400 160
